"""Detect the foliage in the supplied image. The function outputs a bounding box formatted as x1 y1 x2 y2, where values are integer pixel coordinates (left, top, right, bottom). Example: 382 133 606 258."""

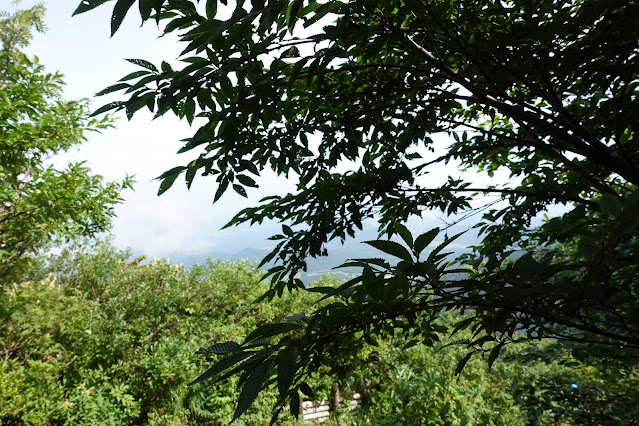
75 0 639 422
0 243 314 424
3 243 638 425
0 5 132 281
347 329 639 425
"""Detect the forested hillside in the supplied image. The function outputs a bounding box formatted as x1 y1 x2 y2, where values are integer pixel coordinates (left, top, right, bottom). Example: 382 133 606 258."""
2 1 639 424
3 243 638 424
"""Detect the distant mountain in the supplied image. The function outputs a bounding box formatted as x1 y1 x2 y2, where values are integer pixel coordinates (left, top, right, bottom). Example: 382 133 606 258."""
163 239 471 285
152 215 480 283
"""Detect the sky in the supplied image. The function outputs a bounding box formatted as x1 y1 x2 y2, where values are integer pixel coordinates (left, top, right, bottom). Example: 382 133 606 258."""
3 0 500 262
4 0 301 259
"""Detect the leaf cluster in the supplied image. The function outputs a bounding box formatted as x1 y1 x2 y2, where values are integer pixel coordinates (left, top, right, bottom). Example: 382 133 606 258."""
0 6 132 281
76 0 639 422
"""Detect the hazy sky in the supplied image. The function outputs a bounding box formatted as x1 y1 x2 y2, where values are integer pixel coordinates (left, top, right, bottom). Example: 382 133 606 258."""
3 0 499 261
4 0 301 258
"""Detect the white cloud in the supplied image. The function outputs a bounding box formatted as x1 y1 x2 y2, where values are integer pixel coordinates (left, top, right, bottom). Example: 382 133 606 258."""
1 0 295 258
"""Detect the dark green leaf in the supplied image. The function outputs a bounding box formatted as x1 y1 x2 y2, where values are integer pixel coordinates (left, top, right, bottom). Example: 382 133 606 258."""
277 348 298 397
455 352 474 377
233 184 248 197
205 0 217 19
298 382 314 398
139 0 154 20
214 178 229 202
196 341 241 354
599 193 623 216
237 174 258 188
232 358 275 421
318 274 365 302
73 0 109 16
90 101 124 117
125 58 158 72
118 70 151 82
243 323 303 344
364 240 413 262
487 343 504 370
189 351 254 386
413 228 439 255
289 389 300 418
95 83 131 96
394 223 414 247
577 237 599 258
286 0 304 31
111 0 136 36
515 252 542 277
157 167 184 195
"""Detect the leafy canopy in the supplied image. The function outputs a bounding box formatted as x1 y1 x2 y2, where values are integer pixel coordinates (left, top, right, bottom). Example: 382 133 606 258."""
76 0 639 422
0 5 132 281
5 244 636 424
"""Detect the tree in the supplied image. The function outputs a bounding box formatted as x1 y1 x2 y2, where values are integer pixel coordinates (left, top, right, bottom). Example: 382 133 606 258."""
0 5 132 281
75 0 639 422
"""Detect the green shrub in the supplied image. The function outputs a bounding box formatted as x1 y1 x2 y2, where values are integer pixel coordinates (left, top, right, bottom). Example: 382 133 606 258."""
2 244 637 424
0 244 313 424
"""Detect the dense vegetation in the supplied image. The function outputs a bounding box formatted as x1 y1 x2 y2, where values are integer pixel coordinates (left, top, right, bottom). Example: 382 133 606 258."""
1 244 309 424
75 0 639 421
2 243 638 425
0 5 131 281
1 1 638 424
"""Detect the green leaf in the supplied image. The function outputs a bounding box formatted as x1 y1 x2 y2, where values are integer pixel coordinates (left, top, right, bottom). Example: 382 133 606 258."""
233 184 248 197
189 351 254 386
237 174 258 188
277 348 298 397
184 98 196 124
139 0 154 21
426 231 464 264
157 167 184 195
111 0 136 36
185 162 198 189
233 358 275 422
302 1 342 28
289 389 300 418
450 316 476 337
299 2 323 17
299 382 314 398
305 286 336 295
286 0 304 31
394 223 413 247
577 237 599 258
213 349 277 386
73 0 109 16
364 240 413 262
515 252 542 277
90 101 124 117
624 188 639 208
214 178 229 202
599 193 623 216
243 323 303 344
487 343 504 370
125 58 158 72
239 159 259 175
196 341 241 354
413 228 439 255
118 70 151 82
318 274 365 301
205 0 218 19
95 83 131 96
455 352 473 377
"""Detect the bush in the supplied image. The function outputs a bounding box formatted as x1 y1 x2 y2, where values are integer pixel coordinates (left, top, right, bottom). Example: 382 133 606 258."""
2 244 637 424
0 244 313 424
